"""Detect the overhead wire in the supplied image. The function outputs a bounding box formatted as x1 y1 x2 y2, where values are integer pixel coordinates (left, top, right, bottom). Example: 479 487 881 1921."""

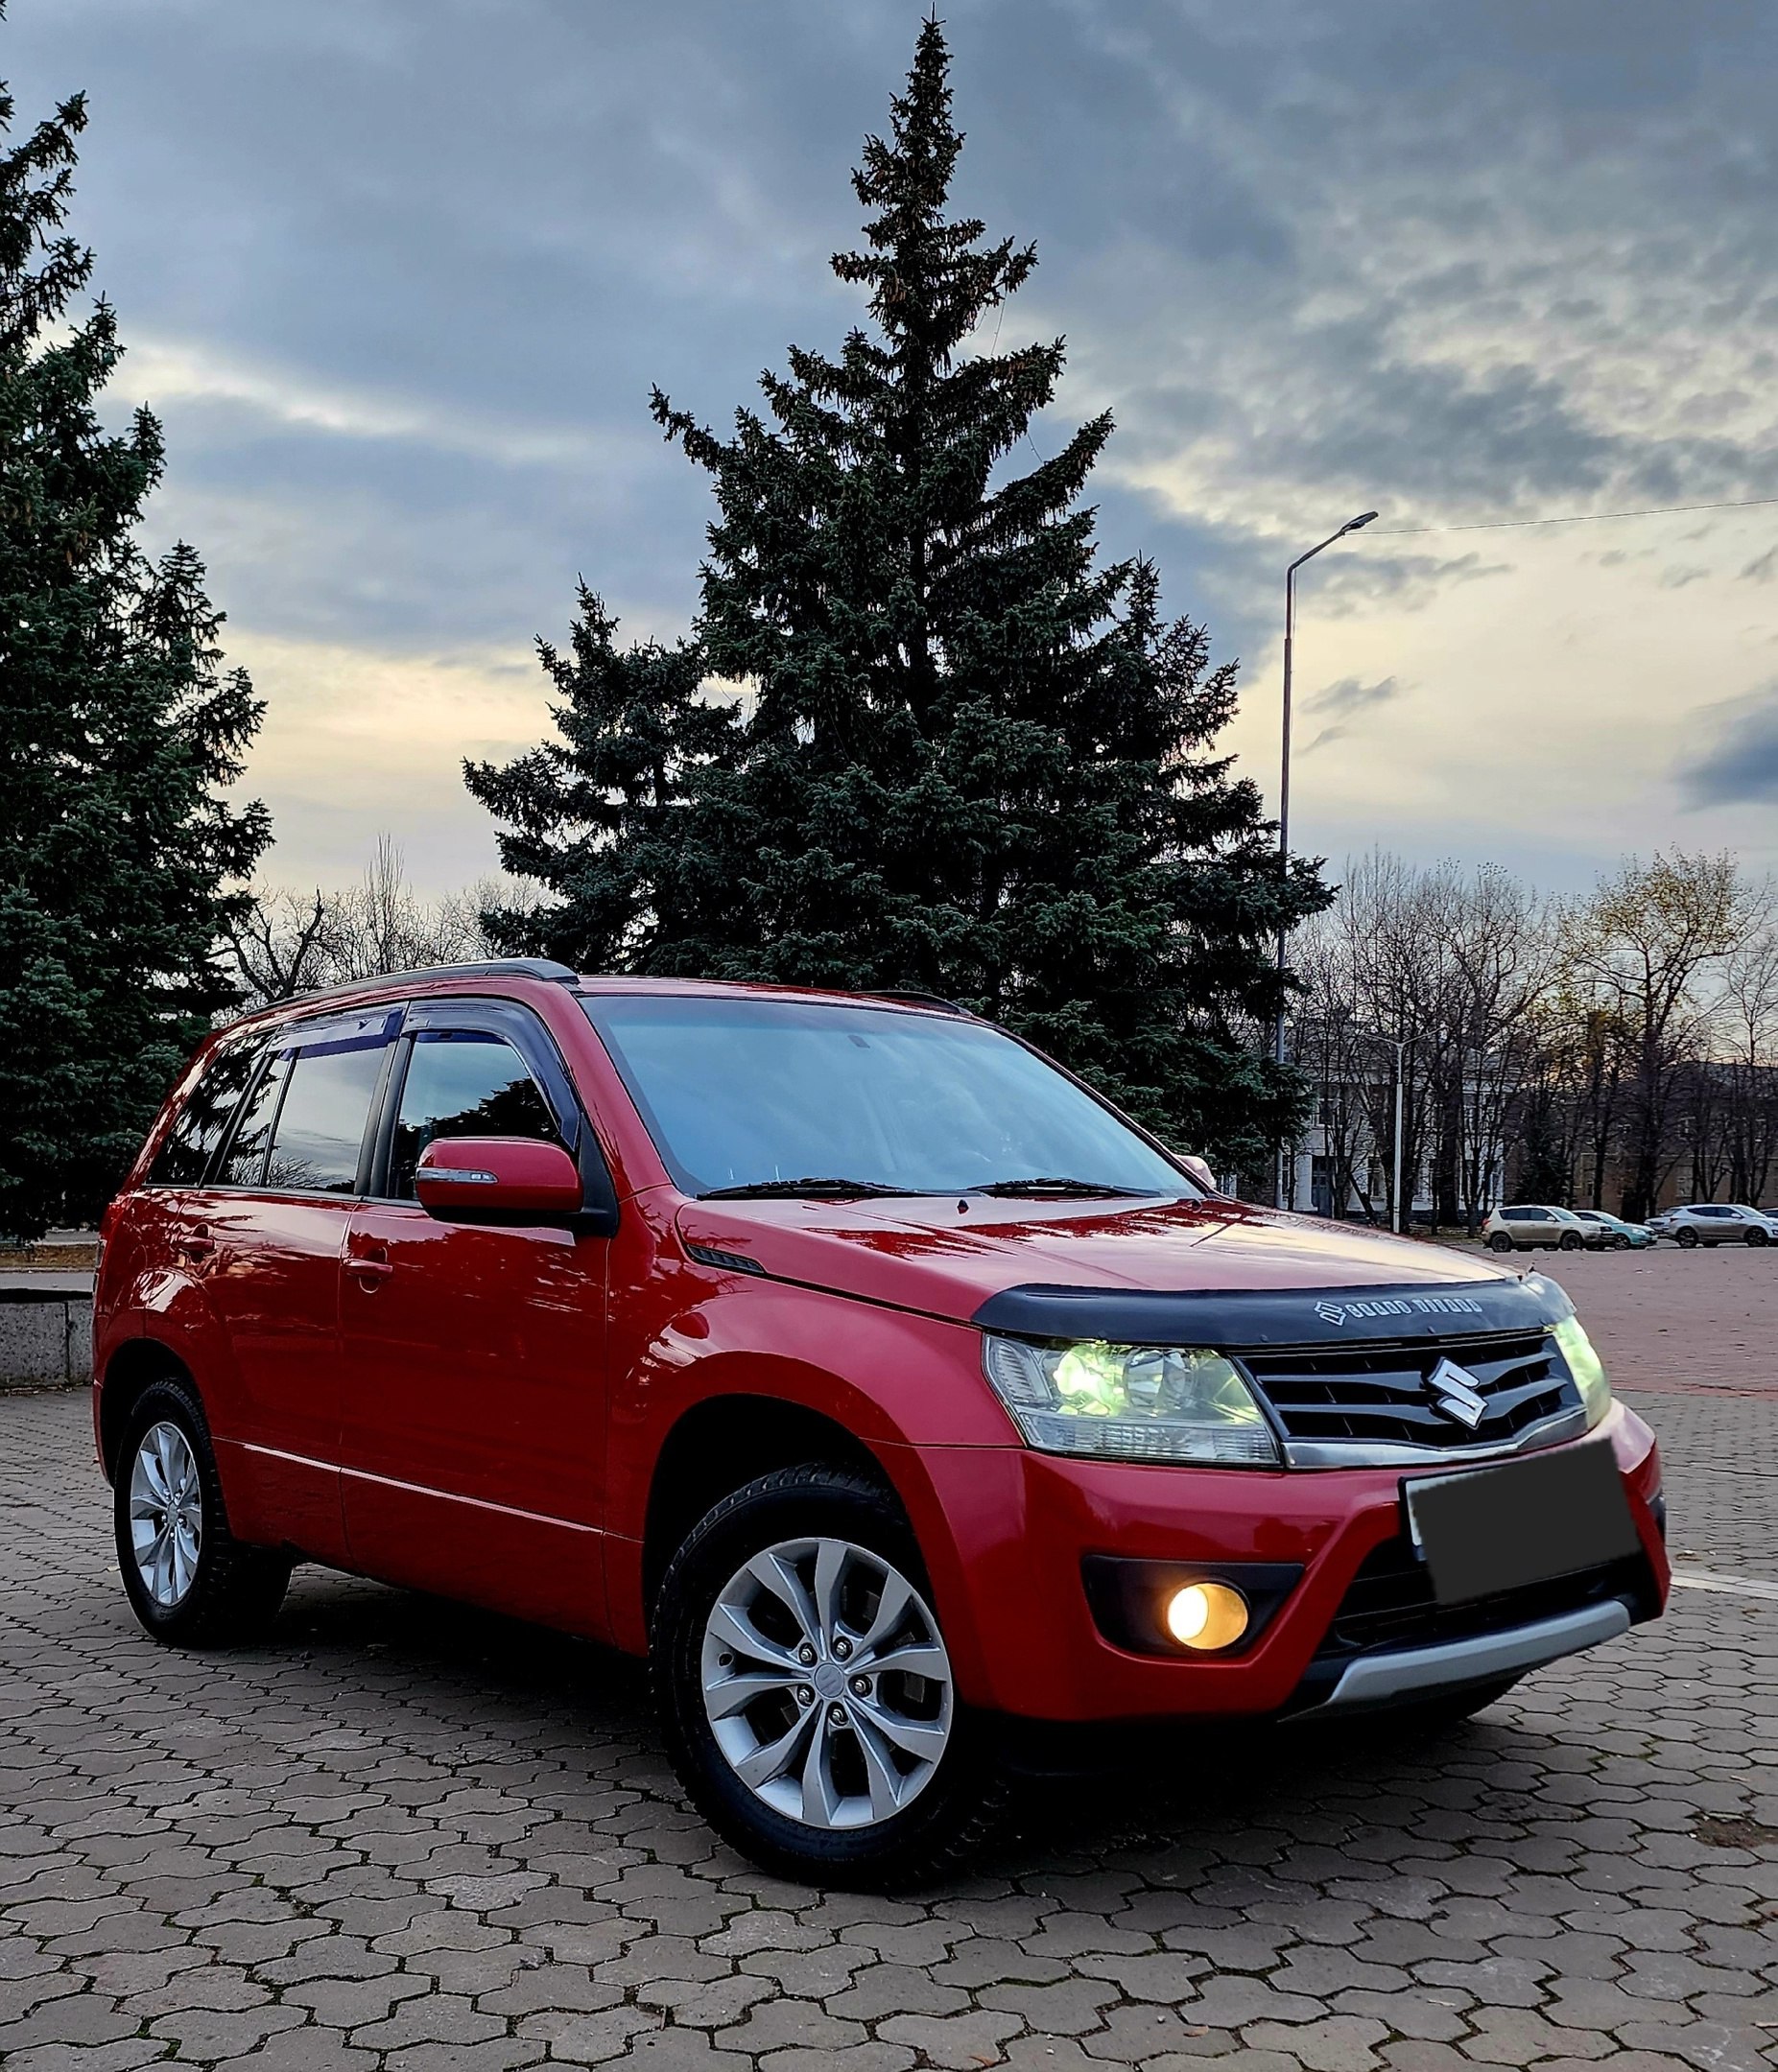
1370 494 1778 538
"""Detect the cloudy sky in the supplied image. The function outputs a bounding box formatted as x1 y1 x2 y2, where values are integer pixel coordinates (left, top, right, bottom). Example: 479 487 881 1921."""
9 0 1778 898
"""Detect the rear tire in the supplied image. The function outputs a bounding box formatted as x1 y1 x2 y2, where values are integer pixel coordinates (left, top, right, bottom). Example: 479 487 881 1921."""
114 1377 291 1647
1487 1233 1515 1253
652 1464 1008 1888
1677 1228 1699 1249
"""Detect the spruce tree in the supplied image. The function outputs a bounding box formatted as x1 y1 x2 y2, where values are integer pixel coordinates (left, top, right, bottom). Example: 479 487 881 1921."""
0 36 269 1239
472 20 1328 1166
467 588 739 973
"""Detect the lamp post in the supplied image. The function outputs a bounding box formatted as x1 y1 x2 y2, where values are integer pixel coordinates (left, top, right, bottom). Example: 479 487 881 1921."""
1273 510 1378 1211
1350 1025 1409 1235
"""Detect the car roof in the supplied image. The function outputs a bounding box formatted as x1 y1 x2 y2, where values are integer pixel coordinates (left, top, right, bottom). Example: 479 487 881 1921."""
210 963 974 1044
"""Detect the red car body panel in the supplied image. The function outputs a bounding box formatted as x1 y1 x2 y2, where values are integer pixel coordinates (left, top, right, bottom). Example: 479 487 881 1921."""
94 971 1670 1726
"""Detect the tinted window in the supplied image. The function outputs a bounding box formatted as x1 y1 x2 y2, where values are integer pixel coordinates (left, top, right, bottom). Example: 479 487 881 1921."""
1504 1208 1540 1221
582 996 1191 1199
262 1041 388 1194
218 1054 290 1188
149 1040 262 1187
390 1032 561 1198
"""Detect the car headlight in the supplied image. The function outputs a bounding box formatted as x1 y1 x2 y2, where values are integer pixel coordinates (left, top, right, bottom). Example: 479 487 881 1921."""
1552 1315 1612 1428
982 1335 1282 1465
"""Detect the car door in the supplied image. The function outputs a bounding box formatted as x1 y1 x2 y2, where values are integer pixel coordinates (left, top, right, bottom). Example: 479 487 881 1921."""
191 1006 401 1563
337 999 612 1636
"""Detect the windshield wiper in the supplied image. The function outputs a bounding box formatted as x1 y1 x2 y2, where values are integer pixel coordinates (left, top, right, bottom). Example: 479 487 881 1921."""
969 1176 1155 1199
698 1177 928 1200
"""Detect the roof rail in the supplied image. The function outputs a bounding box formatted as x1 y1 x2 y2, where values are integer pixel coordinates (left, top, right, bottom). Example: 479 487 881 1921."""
858 989 971 1016
299 957 581 1001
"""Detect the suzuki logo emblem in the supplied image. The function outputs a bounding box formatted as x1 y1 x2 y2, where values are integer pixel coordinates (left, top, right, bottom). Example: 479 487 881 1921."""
1426 1356 1488 1430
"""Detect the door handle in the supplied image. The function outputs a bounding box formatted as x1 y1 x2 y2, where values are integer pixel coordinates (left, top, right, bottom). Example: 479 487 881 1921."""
177 1225 214 1261
347 1251 394 1286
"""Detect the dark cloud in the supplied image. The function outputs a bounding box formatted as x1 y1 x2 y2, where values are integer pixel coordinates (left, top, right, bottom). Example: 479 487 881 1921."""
1679 686 1778 807
4 0 1776 882
1304 674 1404 752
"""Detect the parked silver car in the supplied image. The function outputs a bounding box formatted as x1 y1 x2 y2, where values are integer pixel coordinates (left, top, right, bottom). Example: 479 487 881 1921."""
1483 1204 1594 1252
1647 1203 1778 1248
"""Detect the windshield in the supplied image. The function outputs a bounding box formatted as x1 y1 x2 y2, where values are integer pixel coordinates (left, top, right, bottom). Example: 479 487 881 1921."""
581 995 1194 1200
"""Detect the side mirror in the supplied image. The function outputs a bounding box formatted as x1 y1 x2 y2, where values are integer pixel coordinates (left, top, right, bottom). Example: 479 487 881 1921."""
414 1137 584 1225
1178 1153 1220 1193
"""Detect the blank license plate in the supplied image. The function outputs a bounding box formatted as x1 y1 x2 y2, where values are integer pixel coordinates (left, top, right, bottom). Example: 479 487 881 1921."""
1404 1443 1639 1608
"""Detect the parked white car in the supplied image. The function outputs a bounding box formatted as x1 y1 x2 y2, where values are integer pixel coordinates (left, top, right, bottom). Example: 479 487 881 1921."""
1646 1203 1778 1248
1483 1204 1594 1252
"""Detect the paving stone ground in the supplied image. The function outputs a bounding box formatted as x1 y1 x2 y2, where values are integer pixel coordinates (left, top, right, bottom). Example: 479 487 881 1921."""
3 1253 1776 2069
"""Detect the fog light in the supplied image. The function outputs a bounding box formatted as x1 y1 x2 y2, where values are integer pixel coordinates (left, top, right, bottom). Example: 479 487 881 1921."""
1164 1581 1249 1651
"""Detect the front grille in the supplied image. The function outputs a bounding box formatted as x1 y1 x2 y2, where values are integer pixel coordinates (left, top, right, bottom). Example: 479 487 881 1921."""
1243 1330 1576 1452
1316 1533 1655 1660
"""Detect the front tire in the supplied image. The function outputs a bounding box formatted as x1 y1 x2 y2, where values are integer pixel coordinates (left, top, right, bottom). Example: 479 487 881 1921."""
1559 1231 1584 1251
1747 1228 1770 1247
114 1377 291 1647
652 1465 1007 1888
1613 1235 1631 1250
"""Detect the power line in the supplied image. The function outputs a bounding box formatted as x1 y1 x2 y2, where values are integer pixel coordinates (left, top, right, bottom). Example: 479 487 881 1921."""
1370 493 1778 538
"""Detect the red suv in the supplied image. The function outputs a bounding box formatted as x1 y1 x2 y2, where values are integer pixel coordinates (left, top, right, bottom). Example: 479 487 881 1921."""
94 962 1668 1884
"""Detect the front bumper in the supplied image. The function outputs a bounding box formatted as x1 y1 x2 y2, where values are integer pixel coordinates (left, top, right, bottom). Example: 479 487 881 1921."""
902 1401 1667 1725
1309 1598 1630 1714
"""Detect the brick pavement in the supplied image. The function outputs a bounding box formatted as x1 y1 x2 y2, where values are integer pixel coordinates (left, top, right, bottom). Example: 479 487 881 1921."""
1535 1246 1778 1396
2 1262 1777 2070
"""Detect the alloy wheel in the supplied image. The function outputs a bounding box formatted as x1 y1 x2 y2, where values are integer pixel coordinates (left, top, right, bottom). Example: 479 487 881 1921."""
128 1420 202 1610
699 1536 954 1831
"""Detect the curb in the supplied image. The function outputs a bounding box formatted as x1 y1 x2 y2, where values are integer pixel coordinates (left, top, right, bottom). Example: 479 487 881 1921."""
0 1287 93 1389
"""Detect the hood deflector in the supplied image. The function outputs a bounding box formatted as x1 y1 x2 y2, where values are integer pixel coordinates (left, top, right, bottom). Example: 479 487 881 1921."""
972 1277 1570 1350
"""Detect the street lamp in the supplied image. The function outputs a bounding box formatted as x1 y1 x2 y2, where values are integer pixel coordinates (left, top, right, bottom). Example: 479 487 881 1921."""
1350 1025 1409 1235
1273 510 1378 1210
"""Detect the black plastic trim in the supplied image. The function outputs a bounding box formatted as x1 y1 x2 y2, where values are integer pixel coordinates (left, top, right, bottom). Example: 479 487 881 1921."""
683 1242 768 1276
975 1276 1572 1350
1081 1556 1303 1659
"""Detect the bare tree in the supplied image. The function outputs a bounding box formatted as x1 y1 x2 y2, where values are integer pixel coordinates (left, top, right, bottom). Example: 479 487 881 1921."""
223 888 330 1008
1566 852 1766 1220
1716 925 1778 1202
225 838 538 1011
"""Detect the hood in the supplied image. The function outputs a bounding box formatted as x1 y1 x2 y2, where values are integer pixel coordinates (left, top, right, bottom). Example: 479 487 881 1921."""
674 1191 1519 1329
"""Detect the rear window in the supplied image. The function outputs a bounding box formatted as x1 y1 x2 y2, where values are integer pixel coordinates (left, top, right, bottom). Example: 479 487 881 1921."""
263 1042 389 1194
218 1054 290 1189
148 1040 262 1187
216 1011 397 1193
